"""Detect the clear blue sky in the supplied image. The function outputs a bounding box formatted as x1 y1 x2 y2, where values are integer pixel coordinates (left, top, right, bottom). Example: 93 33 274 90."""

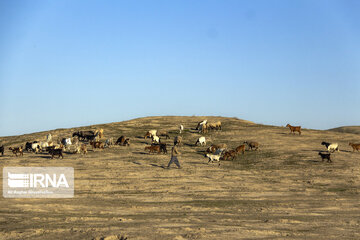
1 0 359 136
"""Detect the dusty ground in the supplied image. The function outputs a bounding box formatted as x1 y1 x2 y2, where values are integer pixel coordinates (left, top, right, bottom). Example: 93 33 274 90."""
0 116 360 240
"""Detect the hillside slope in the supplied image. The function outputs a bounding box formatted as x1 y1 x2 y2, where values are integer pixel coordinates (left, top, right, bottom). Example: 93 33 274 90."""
0 116 359 240
328 126 360 135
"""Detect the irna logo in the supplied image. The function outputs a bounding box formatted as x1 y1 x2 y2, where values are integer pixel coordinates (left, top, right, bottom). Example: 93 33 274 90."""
8 172 69 188
3 167 74 198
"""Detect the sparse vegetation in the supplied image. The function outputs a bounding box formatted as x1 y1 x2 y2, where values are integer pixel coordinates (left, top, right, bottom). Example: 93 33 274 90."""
0 116 359 240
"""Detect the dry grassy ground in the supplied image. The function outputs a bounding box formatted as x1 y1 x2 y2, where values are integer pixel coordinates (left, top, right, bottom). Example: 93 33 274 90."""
0 116 360 240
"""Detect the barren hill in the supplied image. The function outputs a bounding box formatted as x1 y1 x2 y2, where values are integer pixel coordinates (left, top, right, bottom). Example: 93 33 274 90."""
328 126 360 135
0 116 359 240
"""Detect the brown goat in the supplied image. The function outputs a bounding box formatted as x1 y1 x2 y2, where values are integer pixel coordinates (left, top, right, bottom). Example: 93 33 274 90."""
286 124 301 135
152 143 167 154
116 136 130 146
9 147 23 157
235 144 246 154
207 121 222 130
90 141 104 149
80 144 87 154
206 144 227 153
244 141 259 151
157 131 170 139
222 150 237 161
349 143 360 152
199 124 208 134
49 148 64 159
145 145 161 154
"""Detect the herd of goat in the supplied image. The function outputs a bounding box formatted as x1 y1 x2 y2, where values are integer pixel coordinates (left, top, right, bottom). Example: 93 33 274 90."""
0 120 360 165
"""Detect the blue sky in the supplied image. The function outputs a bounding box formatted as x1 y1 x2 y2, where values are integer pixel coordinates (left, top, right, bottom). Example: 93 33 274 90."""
0 0 359 136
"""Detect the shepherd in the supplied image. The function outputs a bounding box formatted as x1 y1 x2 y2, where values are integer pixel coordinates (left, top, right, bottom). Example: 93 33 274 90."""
167 145 181 169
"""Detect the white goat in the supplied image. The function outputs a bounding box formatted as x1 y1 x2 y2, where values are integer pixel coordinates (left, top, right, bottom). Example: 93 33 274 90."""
61 138 72 150
31 143 40 153
328 143 339 152
38 142 49 152
195 136 206 146
200 120 207 126
206 153 221 165
46 133 52 142
179 124 184 134
152 135 160 144
149 130 157 137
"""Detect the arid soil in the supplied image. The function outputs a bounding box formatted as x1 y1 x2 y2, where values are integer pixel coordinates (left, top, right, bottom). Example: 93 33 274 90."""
0 116 359 240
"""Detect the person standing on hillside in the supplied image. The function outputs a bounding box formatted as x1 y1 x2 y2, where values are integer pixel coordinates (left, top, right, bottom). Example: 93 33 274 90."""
167 145 181 169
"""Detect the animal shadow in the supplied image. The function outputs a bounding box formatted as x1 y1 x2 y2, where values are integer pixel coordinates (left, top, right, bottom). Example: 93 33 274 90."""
184 143 194 147
308 159 322 163
150 164 166 169
340 150 352 153
133 151 147 155
39 155 53 159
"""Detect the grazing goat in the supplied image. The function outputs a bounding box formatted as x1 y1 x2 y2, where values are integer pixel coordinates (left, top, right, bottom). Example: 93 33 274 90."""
116 136 126 145
45 146 56 152
286 124 301 135
61 138 72 146
95 128 104 139
158 131 170 139
145 145 161 154
46 133 52 142
179 125 184 133
152 135 160 144
105 137 114 148
160 143 167 154
214 148 226 155
321 142 339 152
206 153 221 165
123 138 130 146
196 120 207 130
318 152 331 163
235 144 246 154
9 147 23 157
60 138 72 151
206 144 227 153
174 136 182 146
66 144 82 154
49 148 63 159
116 136 130 146
80 144 87 154
153 143 167 154
207 121 222 131
0 145 4 156
25 142 32 152
144 130 157 139
38 141 51 152
90 141 104 149
25 141 38 152
349 143 360 152
198 123 208 134
73 131 95 141
195 136 206 146
31 142 41 153
221 150 237 161
244 141 259 151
